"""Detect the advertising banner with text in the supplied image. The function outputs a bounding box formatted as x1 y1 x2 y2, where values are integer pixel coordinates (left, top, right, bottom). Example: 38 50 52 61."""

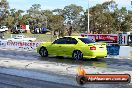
0 40 42 51
81 34 118 44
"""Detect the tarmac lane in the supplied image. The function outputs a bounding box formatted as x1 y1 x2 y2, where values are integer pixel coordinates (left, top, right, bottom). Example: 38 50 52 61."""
0 49 132 87
0 49 132 71
0 68 131 88
0 73 80 88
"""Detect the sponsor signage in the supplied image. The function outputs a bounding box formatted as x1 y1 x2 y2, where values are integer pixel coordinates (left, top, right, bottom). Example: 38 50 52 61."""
81 33 128 45
76 66 131 85
81 34 118 44
0 40 42 51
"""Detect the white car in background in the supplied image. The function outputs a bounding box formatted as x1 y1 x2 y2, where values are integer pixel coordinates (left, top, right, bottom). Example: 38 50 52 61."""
2 26 8 31
6 35 36 42
0 26 8 32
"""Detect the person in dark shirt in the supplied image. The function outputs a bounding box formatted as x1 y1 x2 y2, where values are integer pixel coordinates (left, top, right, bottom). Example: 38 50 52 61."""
130 35 132 42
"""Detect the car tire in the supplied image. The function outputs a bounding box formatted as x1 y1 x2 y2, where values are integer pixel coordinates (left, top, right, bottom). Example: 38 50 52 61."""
92 58 98 61
39 47 48 57
72 50 83 60
56 56 64 59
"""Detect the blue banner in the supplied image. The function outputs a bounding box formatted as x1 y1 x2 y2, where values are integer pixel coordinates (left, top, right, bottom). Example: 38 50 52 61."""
107 44 120 56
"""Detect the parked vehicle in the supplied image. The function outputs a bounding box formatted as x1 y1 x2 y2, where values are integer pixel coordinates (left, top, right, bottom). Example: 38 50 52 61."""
0 26 8 32
41 27 50 34
32 27 50 34
2 26 8 31
11 25 26 34
37 36 107 60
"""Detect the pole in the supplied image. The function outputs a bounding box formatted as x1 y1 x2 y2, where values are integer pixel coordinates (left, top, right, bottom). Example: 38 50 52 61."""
87 0 90 34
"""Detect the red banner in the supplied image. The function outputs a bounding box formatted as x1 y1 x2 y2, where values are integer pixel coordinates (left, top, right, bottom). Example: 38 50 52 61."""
81 34 118 43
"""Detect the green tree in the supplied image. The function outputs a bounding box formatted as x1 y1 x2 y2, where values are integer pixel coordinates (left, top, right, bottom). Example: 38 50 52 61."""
27 4 41 16
10 8 16 16
81 0 117 34
49 15 64 36
41 10 53 28
63 4 83 35
5 15 14 28
52 8 64 16
27 4 42 31
0 0 9 26
113 7 131 32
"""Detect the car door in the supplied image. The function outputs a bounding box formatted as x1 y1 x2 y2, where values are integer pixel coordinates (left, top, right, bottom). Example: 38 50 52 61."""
47 38 67 55
60 37 78 56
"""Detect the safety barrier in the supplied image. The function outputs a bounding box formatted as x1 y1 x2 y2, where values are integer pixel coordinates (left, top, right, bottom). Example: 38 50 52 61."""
107 45 132 59
118 46 132 59
0 40 42 51
107 44 120 56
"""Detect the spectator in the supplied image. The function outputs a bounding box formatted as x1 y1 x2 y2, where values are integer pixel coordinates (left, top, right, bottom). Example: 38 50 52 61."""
130 35 132 42
0 32 4 39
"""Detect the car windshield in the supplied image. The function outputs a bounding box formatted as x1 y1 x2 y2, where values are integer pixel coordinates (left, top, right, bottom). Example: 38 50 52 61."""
79 38 95 44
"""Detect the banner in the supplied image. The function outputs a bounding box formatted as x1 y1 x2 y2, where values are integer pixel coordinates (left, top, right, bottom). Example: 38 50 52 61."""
107 44 120 56
0 40 42 51
6 41 42 50
81 34 118 44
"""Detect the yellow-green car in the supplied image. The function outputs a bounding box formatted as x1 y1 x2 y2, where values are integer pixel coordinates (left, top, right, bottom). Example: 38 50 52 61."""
37 36 107 60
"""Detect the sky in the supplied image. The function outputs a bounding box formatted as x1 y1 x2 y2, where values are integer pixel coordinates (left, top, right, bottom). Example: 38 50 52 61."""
7 0 132 11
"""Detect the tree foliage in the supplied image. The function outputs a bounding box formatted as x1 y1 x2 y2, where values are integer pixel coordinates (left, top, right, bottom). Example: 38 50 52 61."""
0 0 9 26
0 0 131 35
80 0 132 34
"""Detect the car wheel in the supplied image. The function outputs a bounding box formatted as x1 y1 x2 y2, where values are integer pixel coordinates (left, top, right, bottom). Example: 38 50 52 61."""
39 47 48 57
72 50 83 60
92 58 98 61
